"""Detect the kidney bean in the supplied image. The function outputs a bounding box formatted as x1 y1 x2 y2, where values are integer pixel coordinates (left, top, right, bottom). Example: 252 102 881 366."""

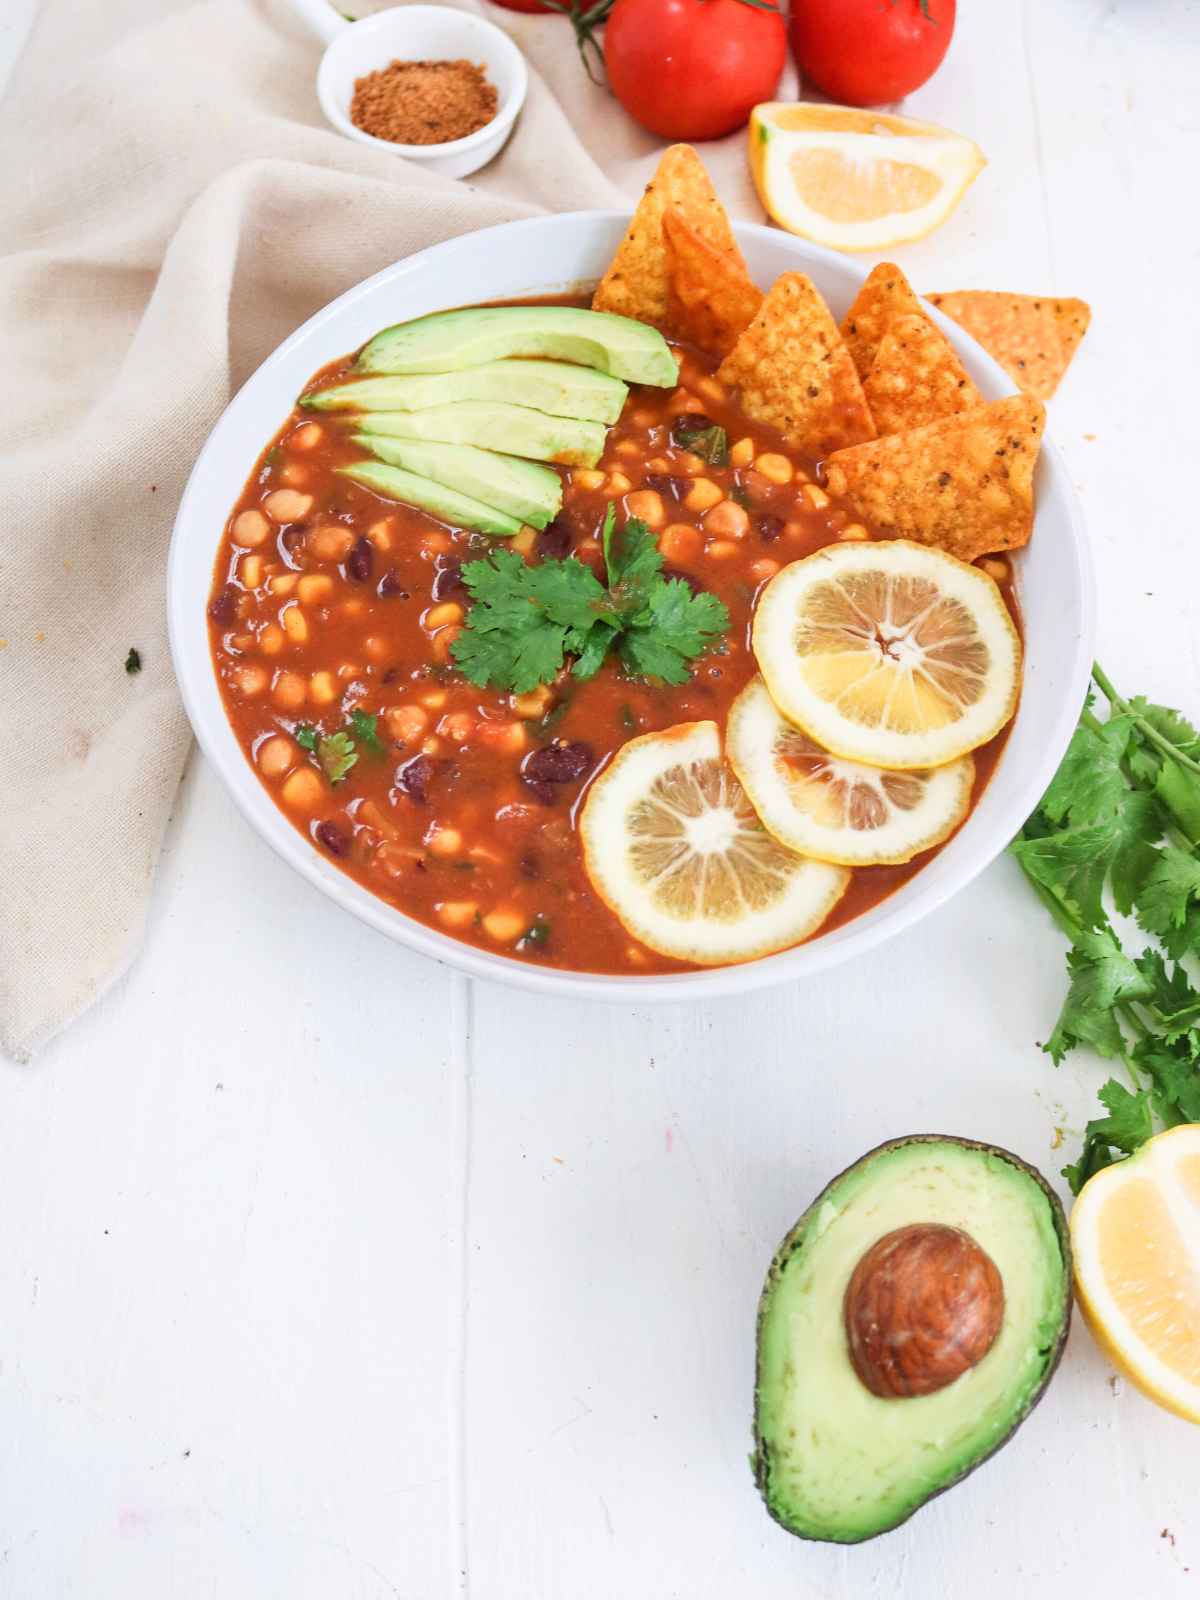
524 740 594 786
642 473 687 501
346 536 374 583
431 559 467 602
207 585 239 625
756 514 785 543
315 820 349 857
395 753 437 803
378 569 409 599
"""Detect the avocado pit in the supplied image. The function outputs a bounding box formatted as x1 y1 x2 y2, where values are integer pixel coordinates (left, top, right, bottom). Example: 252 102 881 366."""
843 1222 1005 1398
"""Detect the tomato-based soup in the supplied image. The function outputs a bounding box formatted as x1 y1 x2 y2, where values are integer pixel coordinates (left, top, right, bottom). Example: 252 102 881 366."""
208 311 1014 974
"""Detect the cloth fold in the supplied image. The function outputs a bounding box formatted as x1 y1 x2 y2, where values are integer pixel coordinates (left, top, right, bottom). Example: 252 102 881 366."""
0 0 774 1061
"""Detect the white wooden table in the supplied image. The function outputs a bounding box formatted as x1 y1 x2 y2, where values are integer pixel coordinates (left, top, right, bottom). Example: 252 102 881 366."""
4 2 1200 1594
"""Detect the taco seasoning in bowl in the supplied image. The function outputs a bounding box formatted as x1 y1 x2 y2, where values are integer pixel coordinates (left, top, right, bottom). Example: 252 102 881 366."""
351 58 498 146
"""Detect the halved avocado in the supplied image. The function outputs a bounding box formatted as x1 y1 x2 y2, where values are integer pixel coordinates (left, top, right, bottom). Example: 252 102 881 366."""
356 401 605 469
754 1135 1071 1545
337 460 522 536
355 305 678 388
304 360 629 424
354 434 562 529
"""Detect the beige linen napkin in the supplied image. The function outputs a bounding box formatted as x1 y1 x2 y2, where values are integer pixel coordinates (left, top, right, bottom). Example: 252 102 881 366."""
0 0 777 1061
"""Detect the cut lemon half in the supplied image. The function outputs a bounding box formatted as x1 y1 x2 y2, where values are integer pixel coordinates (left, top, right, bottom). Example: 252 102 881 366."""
727 677 974 866
1071 1124 1200 1423
753 541 1020 770
748 103 986 253
579 721 849 966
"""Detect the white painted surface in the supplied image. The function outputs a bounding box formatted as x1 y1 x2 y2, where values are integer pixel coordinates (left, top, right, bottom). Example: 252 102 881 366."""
3 0 1200 1594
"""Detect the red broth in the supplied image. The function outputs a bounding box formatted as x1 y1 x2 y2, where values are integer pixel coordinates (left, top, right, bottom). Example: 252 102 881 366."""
207 319 1015 974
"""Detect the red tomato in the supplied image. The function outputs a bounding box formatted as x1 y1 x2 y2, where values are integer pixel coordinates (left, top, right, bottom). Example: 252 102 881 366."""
604 0 787 143
488 0 555 11
790 0 955 107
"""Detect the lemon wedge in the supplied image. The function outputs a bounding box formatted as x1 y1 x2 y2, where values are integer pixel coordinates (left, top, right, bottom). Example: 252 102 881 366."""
752 541 1020 771
727 677 974 866
748 103 986 252
1071 1124 1200 1424
579 721 849 965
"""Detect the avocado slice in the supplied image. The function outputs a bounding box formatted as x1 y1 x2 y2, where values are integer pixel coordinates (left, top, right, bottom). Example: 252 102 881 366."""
356 306 679 388
754 1135 1071 1545
356 402 605 469
304 361 629 424
337 460 523 537
354 434 563 530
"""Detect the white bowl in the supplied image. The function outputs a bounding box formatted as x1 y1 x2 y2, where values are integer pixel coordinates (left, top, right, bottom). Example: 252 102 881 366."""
315 6 527 179
167 214 1095 1003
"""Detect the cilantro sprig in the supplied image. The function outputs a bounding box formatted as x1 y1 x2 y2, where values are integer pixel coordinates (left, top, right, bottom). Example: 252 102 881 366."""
1013 663 1200 1191
450 506 729 694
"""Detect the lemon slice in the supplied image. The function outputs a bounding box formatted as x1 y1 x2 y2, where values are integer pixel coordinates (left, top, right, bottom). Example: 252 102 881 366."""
1071 1124 1200 1423
748 103 986 252
753 541 1020 770
727 677 974 866
579 721 849 965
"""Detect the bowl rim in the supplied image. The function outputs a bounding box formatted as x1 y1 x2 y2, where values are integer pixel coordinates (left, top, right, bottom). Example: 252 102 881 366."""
315 6 528 160
167 210 1096 1002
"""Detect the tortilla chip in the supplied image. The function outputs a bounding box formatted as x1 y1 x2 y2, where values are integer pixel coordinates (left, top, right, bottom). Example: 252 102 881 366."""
926 291 1091 399
822 395 1045 561
592 145 742 328
864 312 982 436
840 263 923 378
717 273 876 458
662 209 764 358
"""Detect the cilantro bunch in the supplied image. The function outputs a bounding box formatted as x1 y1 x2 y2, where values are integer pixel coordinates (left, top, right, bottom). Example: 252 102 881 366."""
1013 664 1200 1191
450 506 729 694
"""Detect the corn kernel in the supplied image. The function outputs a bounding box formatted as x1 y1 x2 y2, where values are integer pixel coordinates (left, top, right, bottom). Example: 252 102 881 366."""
670 390 706 415
310 670 338 705
282 606 308 644
268 573 297 596
804 484 830 511
755 452 793 485
607 470 632 494
729 437 755 469
427 826 463 857
421 736 446 756
240 553 263 588
476 720 526 755
258 623 285 656
272 670 307 712
421 689 448 710
613 440 640 458
367 517 394 551
706 540 739 559
280 768 324 810
421 531 452 555
511 527 537 556
298 573 333 604
684 478 722 513
512 685 554 719
573 468 605 491
482 908 527 943
437 901 478 929
838 523 870 542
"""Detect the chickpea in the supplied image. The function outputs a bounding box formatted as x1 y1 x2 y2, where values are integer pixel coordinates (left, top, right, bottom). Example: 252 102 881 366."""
310 670 339 705
624 489 665 529
755 453 793 486
674 451 706 475
607 470 632 495
267 573 297 596
437 901 479 929
684 478 722 513
233 508 271 548
278 461 309 488
482 908 527 944
272 670 307 712
573 468 606 491
670 389 707 415
476 720 526 755
441 711 477 744
706 540 739 559
613 440 641 458
290 421 323 451
704 499 751 540
386 704 429 744
421 690 448 710
422 531 452 555
659 524 702 564
308 525 355 562
750 558 781 583
695 375 727 406
258 735 296 778
367 517 394 551
258 623 285 656
280 767 324 810
427 826 463 857
512 685 554 719
233 663 269 696
432 624 462 662
263 489 313 523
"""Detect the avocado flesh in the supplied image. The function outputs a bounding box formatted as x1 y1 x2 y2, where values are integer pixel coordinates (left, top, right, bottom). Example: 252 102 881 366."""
304 361 629 424
356 402 605 469
755 1136 1070 1545
337 460 522 536
356 305 679 388
354 434 562 530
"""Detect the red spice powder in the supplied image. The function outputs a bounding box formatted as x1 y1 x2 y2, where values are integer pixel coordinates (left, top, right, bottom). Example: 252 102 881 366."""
350 58 499 146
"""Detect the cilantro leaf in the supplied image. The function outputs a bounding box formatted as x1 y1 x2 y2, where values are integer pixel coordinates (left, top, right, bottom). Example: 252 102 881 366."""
295 724 318 751
619 580 730 685
1063 1080 1154 1193
1043 927 1155 1064
350 708 386 757
673 420 728 466
1133 844 1200 955
1039 715 1133 827
572 619 618 681
1155 758 1200 847
317 731 357 784
603 511 663 615
1133 1038 1200 1128
1012 791 1160 927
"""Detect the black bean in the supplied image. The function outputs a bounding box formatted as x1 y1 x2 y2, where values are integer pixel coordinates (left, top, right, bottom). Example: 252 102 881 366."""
208 585 239 625
642 473 687 501
524 740 594 786
521 776 558 807
378 569 409 599
431 559 467 602
660 566 703 595
756 514 785 543
346 536 373 583
537 518 575 562
395 753 437 804
315 820 349 857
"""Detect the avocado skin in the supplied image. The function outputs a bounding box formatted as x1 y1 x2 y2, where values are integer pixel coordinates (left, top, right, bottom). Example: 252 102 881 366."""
752 1134 1072 1546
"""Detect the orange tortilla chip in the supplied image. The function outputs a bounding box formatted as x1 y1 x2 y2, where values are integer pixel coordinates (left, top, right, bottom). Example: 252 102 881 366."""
840 263 923 378
864 312 982 436
592 145 742 328
926 291 1091 399
663 209 764 358
822 395 1045 561
717 272 875 458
